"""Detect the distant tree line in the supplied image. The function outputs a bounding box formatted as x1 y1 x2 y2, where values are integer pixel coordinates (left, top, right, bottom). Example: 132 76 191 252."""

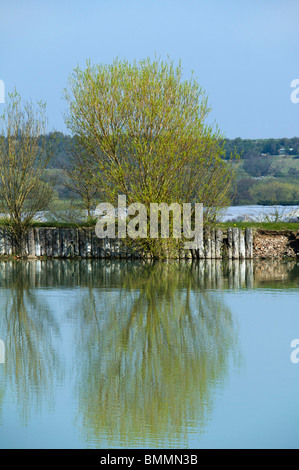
223 137 299 158
233 177 299 205
45 134 299 169
32 133 299 204
2 118 299 221
45 133 299 167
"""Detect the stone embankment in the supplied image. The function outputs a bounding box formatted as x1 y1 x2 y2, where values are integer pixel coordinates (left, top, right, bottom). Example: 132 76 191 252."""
253 229 299 259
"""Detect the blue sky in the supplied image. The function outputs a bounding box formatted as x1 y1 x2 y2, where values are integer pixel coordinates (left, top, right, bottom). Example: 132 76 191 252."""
0 0 298 138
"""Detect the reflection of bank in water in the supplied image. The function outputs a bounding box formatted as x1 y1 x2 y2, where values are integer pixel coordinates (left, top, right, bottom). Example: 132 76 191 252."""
0 258 297 290
253 259 299 287
0 340 5 363
0 259 297 445
71 260 298 447
73 262 240 448
0 270 62 423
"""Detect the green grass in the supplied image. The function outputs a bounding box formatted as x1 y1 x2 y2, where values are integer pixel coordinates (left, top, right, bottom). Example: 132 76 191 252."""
1 217 297 232
0 219 96 229
31 220 96 228
218 221 299 231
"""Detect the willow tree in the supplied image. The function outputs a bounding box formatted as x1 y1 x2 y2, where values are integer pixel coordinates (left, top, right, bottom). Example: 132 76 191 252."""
64 57 236 253
0 91 54 254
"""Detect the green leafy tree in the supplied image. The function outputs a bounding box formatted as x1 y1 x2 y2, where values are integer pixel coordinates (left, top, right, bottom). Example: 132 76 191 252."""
64 57 237 256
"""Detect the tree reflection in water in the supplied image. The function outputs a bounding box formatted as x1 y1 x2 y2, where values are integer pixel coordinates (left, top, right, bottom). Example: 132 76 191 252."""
0 261 62 424
73 261 239 448
0 259 297 446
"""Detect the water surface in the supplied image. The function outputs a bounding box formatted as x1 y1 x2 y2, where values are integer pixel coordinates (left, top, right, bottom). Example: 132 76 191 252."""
0 259 298 449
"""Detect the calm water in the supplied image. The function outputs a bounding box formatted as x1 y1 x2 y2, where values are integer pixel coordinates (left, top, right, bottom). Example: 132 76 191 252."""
221 204 299 221
0 259 298 449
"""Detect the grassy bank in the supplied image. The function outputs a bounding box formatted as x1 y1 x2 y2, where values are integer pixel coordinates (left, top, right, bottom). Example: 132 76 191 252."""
0 218 298 232
218 221 299 231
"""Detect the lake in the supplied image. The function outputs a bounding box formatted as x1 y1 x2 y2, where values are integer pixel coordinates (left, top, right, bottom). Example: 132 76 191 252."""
221 204 299 222
0 259 298 449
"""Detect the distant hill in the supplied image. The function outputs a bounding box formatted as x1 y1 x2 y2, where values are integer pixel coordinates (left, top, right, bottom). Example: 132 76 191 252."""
38 133 299 204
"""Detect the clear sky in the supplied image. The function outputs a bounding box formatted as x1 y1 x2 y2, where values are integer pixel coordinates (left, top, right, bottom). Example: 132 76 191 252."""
0 0 298 139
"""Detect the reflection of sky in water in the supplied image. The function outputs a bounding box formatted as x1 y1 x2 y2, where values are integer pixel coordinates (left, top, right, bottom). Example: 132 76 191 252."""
0 260 298 449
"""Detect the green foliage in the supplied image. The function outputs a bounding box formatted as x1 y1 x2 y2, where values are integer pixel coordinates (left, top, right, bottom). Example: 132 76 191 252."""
233 177 256 205
243 154 273 177
223 136 299 158
64 136 102 217
44 197 92 225
64 57 237 256
2 131 295 208
249 179 299 205
218 221 299 231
